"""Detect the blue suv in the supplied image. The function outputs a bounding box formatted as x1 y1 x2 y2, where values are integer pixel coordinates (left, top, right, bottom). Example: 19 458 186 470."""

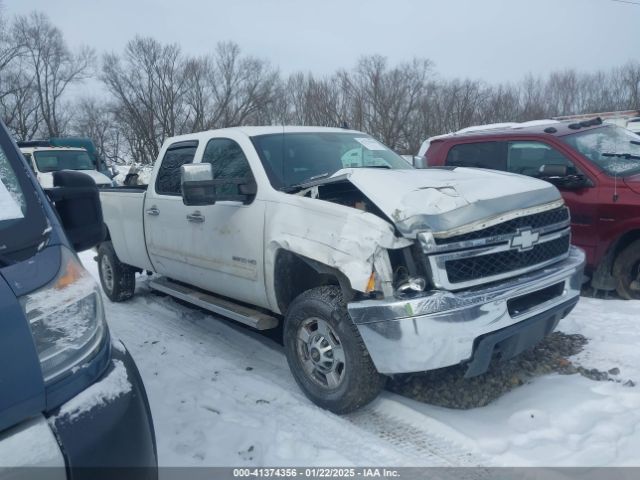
0 121 157 478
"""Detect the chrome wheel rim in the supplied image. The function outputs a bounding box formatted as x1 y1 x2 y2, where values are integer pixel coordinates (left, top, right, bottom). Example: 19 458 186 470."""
296 317 346 389
101 255 114 293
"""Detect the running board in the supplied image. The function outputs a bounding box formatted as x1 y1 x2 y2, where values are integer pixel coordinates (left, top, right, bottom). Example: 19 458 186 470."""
149 277 279 330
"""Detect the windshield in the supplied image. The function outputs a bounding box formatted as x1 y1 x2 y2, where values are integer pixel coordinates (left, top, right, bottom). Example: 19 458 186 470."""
561 125 640 177
251 132 412 189
34 150 95 172
0 135 49 264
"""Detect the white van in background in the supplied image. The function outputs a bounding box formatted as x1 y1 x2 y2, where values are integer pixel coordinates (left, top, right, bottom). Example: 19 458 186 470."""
19 145 114 188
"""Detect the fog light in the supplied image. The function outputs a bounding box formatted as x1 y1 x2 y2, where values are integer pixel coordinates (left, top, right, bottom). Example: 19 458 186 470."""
397 277 427 294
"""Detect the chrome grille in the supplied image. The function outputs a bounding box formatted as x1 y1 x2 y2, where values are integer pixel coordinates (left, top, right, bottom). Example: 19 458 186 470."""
422 205 572 290
445 235 570 284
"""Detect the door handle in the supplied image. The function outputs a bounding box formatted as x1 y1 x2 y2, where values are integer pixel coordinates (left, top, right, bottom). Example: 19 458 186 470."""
186 211 205 223
146 206 160 216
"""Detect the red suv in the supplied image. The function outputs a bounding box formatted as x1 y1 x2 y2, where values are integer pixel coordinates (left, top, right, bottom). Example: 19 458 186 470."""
423 118 640 299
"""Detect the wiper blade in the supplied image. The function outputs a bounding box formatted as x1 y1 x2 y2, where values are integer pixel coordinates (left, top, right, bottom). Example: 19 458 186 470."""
354 165 391 169
602 152 640 160
280 172 331 192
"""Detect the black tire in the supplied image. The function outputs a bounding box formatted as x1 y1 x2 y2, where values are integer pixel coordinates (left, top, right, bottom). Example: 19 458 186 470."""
98 241 136 302
613 239 640 300
283 285 385 414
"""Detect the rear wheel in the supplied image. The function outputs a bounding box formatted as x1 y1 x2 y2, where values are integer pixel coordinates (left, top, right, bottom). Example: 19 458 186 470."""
613 239 640 300
98 241 136 302
283 285 385 414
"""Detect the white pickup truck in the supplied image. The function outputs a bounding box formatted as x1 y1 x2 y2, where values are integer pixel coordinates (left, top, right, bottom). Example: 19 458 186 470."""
97 126 585 413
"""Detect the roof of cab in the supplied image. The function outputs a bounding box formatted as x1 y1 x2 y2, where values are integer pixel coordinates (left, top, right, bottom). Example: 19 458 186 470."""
164 126 364 143
19 146 88 154
431 118 608 142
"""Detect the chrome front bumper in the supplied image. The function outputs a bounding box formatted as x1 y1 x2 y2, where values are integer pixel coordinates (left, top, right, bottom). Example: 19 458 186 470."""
347 246 585 375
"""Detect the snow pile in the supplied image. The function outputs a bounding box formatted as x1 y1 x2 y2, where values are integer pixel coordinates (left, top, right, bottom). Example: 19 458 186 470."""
55 359 131 422
112 164 153 186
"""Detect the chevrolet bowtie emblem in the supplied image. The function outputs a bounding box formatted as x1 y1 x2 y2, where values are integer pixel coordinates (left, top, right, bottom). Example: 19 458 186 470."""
511 228 539 251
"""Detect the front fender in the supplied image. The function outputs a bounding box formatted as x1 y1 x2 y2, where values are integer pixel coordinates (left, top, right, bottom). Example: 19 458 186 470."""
263 198 410 313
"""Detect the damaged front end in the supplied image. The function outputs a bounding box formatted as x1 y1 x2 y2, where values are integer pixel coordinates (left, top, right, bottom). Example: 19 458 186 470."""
291 166 570 298
279 166 585 376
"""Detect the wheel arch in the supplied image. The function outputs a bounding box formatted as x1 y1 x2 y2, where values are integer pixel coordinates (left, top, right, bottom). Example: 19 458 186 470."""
592 229 640 290
273 249 355 315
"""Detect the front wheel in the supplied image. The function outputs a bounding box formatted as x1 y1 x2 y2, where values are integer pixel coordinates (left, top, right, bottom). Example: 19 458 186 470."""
613 239 640 300
283 286 385 414
98 241 136 302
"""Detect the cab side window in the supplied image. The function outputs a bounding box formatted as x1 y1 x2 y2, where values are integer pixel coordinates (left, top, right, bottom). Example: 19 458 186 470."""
506 141 577 177
155 141 198 195
202 138 255 198
445 142 508 170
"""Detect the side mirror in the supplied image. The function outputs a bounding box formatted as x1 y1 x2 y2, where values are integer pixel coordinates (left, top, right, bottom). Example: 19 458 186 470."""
46 170 106 251
413 156 427 169
181 163 257 206
539 164 591 190
181 163 216 206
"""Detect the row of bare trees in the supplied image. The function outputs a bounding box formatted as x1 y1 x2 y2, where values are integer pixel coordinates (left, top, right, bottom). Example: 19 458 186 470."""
1 9 639 163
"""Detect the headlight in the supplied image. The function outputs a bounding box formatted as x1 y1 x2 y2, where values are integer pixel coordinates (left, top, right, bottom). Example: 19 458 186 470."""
20 247 107 384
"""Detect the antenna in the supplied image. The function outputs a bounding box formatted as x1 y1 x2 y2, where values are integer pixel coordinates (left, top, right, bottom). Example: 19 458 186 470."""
281 124 285 187
614 171 619 202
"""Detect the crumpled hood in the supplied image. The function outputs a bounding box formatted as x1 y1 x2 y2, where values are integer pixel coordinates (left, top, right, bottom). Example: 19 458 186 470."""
338 167 562 237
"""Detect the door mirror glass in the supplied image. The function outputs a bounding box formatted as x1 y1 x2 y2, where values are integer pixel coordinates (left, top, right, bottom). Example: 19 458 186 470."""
539 164 568 177
181 163 216 206
181 163 257 206
46 170 106 251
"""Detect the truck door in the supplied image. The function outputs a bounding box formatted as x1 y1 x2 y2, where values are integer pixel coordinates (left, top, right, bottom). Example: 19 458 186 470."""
504 140 599 258
144 140 199 278
182 137 267 308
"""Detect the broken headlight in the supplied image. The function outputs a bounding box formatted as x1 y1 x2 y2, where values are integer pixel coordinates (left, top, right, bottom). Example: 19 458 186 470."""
20 247 107 384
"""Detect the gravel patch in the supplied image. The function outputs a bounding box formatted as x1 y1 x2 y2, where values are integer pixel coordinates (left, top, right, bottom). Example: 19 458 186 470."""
388 332 632 409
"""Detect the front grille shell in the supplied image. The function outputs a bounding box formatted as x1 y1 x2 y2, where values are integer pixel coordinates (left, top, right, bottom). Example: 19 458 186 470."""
422 206 571 290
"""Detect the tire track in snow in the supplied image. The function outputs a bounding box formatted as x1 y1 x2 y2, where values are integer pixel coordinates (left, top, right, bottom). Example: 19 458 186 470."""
347 396 491 468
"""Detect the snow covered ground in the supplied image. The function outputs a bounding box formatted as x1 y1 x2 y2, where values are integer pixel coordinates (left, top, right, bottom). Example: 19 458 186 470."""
80 251 640 467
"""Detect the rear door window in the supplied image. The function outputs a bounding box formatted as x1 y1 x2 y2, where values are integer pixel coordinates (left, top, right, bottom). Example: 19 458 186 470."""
445 142 508 170
155 141 199 196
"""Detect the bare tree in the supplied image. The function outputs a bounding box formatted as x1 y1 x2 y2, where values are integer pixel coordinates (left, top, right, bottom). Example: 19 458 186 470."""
338 55 433 150
101 36 191 163
203 42 280 128
72 97 124 163
13 12 94 137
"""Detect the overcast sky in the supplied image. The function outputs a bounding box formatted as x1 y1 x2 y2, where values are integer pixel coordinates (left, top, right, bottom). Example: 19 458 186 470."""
4 0 640 83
